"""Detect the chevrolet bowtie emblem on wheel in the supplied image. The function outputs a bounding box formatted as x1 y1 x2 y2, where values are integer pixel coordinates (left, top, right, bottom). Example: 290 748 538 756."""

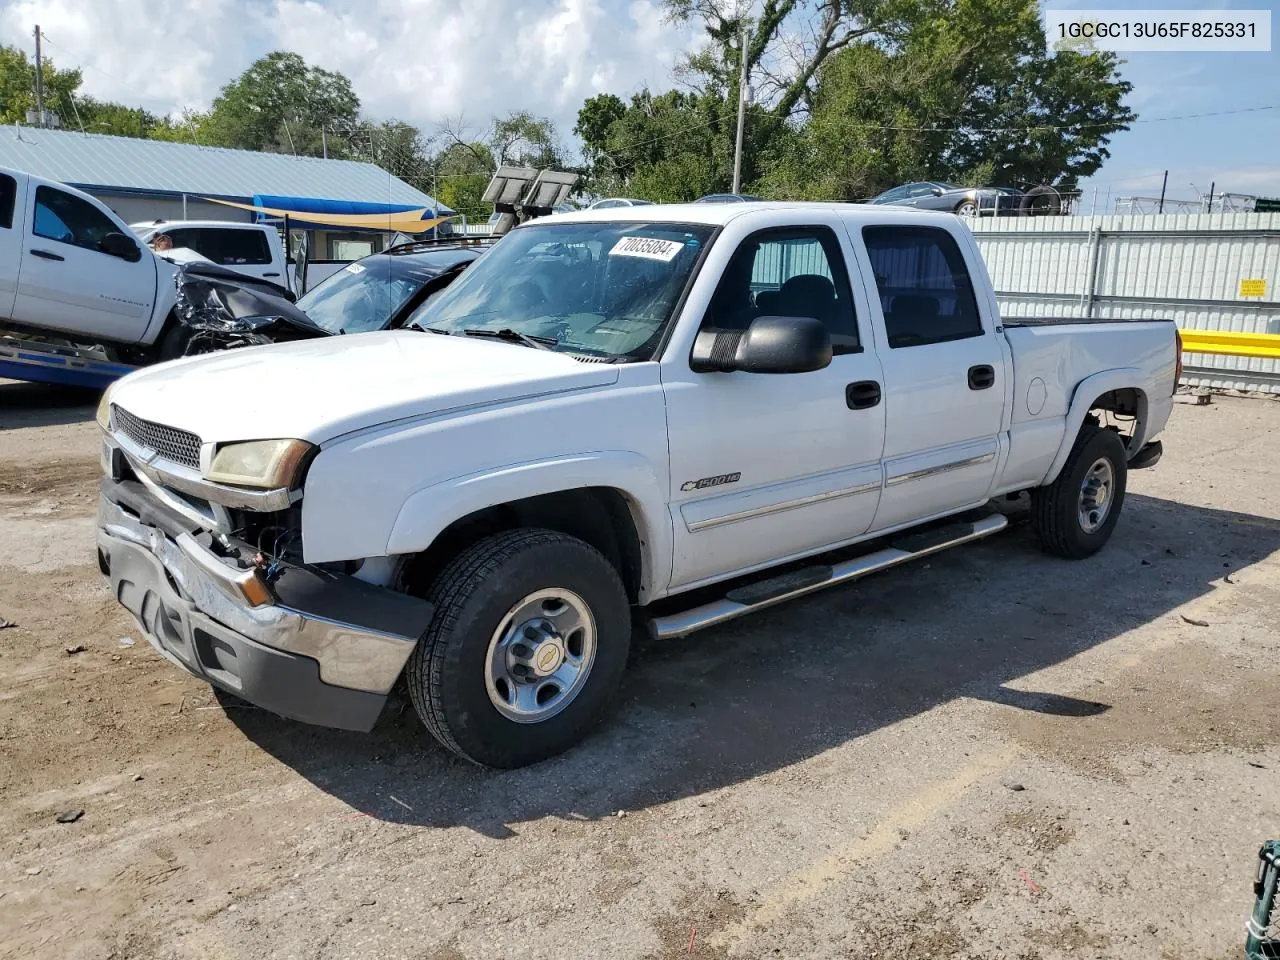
681 472 741 492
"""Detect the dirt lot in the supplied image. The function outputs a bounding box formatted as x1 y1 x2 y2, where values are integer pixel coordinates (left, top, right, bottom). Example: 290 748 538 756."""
2 379 1279 960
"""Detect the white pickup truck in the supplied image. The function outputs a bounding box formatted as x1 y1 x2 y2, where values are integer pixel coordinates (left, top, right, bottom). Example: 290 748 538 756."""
0 166 289 373
95 202 1179 767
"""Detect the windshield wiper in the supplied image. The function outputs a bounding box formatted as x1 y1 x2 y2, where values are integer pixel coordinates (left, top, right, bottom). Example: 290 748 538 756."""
461 328 557 350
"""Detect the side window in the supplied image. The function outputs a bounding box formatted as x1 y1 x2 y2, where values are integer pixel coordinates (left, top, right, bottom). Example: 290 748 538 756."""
862 225 983 348
875 186 907 203
0 174 15 230
167 228 272 265
704 227 860 354
209 228 272 265
33 186 120 252
164 228 195 251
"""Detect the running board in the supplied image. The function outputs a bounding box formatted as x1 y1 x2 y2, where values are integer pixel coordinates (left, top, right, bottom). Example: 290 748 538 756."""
651 512 1009 640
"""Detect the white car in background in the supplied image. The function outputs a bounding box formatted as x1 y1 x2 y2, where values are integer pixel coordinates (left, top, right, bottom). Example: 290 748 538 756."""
130 220 290 290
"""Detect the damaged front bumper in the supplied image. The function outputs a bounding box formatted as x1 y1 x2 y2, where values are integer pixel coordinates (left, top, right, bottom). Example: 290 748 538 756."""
97 479 431 732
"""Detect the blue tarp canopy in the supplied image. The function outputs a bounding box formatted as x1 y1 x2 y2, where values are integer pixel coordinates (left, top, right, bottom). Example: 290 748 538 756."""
251 194 455 231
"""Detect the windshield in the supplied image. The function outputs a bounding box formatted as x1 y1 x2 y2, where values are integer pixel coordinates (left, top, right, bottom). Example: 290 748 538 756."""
297 250 477 334
407 221 713 360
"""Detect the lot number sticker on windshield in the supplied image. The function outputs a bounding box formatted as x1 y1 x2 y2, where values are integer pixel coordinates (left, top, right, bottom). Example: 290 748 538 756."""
344 262 366 274
609 236 685 262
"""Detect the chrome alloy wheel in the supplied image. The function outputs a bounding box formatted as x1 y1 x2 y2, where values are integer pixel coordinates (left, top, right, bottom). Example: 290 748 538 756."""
1078 456 1115 534
485 588 597 723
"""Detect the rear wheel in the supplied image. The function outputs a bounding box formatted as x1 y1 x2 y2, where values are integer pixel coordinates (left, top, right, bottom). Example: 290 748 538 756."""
1031 425 1128 559
405 529 631 767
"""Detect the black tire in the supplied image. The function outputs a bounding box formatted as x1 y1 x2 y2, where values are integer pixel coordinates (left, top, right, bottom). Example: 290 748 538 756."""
405 529 631 768
1020 185 1063 217
154 319 193 361
1031 425 1128 559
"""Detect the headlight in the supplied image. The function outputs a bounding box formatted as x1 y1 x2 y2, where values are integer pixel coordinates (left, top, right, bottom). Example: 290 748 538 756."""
206 439 314 489
95 385 115 431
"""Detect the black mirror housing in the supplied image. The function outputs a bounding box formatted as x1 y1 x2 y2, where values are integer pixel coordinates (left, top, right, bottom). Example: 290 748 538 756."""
100 232 141 262
691 315 832 374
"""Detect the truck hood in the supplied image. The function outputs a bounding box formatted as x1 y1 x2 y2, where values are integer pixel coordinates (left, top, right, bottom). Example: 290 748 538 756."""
109 331 619 444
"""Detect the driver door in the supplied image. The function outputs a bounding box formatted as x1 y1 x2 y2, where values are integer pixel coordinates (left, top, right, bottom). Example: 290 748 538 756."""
663 221 887 590
12 184 156 342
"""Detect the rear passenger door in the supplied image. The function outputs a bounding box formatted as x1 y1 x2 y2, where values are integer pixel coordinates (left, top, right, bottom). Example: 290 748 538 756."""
856 223 1008 532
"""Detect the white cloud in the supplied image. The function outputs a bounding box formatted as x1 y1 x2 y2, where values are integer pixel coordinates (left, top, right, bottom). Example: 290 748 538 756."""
0 0 695 147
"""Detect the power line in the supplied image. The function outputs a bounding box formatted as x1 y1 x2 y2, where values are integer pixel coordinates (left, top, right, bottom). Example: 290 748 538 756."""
38 33 197 116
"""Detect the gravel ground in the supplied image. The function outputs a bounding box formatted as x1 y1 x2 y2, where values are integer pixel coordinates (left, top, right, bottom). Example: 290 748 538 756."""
2 378 1279 960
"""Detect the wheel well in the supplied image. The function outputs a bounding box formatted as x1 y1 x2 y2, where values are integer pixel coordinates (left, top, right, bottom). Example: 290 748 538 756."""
398 487 646 604
1088 387 1147 453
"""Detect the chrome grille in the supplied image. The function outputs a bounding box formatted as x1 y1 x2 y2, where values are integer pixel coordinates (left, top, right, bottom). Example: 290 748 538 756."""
112 406 202 470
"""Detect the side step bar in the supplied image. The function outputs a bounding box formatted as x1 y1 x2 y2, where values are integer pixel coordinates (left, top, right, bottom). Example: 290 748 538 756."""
651 512 1009 640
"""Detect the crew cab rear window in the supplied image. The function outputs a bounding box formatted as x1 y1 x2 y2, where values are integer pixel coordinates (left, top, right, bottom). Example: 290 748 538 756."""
862 226 983 348
0 174 15 229
165 227 272 265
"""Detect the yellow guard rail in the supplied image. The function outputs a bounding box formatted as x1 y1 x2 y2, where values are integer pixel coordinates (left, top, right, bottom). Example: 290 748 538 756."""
1179 329 1280 360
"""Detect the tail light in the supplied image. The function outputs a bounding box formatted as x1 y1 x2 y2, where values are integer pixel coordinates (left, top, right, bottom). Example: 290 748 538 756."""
1173 329 1183 394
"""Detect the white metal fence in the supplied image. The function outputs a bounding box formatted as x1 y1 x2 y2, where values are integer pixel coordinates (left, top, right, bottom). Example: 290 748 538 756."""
969 213 1280 393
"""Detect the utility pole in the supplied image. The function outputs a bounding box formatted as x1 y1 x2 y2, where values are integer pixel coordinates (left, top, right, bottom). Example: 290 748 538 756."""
1157 170 1168 214
33 25 45 128
321 125 328 160
731 19 749 195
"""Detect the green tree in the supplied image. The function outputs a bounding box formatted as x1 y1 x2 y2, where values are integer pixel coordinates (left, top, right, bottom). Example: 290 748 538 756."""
431 140 494 220
203 51 360 154
0 44 82 126
0 44 211 140
431 112 569 218
778 0 1134 198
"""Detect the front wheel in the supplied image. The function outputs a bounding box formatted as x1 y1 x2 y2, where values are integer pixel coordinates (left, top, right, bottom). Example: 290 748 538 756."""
1031 425 1128 559
405 529 631 767
954 199 979 218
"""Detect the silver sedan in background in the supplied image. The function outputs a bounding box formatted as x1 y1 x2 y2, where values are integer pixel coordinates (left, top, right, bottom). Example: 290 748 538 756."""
870 181 1061 217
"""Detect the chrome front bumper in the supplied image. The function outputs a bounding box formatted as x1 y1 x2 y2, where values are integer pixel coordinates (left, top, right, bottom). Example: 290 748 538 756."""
98 485 431 731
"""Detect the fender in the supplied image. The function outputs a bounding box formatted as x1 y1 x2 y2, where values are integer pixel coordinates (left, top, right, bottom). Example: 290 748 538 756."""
385 451 673 600
1040 367 1148 485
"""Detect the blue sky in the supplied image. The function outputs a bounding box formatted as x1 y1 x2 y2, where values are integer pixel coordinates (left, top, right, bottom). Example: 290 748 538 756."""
1050 0 1280 208
0 0 1274 208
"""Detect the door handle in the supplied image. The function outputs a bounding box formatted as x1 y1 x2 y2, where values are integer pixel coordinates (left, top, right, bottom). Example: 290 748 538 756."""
846 380 881 410
263 272 280 277
967 364 995 390
30 249 64 262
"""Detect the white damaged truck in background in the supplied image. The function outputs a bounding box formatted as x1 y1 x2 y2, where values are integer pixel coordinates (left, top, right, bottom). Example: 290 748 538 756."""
95 202 1179 767
0 166 305 387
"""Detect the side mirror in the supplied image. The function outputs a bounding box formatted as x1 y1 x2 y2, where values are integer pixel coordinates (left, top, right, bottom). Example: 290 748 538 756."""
691 315 832 374
930 187 944 196
100 232 141 262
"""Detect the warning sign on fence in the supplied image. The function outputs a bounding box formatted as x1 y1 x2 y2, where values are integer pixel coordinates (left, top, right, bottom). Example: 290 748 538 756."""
1240 278 1267 298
